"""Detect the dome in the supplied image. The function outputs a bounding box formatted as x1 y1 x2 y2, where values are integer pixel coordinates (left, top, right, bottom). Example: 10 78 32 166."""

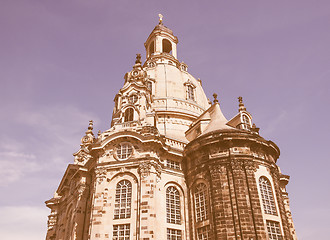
143 21 210 142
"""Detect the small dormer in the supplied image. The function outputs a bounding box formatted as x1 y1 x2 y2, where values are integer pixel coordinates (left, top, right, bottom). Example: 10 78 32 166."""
240 113 252 130
184 80 196 102
227 97 259 133
145 14 178 59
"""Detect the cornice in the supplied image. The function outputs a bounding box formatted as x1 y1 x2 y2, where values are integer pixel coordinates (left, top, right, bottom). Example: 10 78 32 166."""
185 129 280 159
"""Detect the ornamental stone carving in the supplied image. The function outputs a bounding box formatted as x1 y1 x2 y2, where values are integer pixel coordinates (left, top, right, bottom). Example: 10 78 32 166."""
209 164 226 178
270 165 280 180
230 159 244 171
138 162 151 178
95 168 107 184
152 162 162 181
77 183 88 197
74 150 92 165
244 160 257 172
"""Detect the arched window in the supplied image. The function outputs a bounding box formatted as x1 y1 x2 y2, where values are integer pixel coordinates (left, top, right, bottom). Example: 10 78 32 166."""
259 177 277 215
149 41 155 56
166 186 181 224
162 39 172 54
116 143 133 160
242 115 251 129
114 180 132 219
194 183 209 222
187 85 195 101
124 108 134 122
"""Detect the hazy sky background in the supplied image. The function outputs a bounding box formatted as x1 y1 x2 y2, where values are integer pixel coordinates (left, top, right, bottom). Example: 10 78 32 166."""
1 0 329 239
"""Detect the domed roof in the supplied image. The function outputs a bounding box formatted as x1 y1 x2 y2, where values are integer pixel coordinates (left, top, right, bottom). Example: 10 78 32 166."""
142 19 211 142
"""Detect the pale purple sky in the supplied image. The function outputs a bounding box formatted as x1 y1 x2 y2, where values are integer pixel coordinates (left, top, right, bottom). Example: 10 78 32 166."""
1 0 329 239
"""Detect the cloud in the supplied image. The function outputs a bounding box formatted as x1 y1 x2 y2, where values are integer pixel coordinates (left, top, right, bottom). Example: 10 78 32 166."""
0 137 41 186
0 153 40 186
262 110 288 136
0 103 99 185
0 206 48 240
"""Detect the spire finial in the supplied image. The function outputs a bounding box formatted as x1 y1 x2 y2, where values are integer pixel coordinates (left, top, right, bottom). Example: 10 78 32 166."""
213 93 218 103
135 53 141 64
238 96 246 112
88 120 93 131
238 96 243 104
81 120 94 145
158 13 163 25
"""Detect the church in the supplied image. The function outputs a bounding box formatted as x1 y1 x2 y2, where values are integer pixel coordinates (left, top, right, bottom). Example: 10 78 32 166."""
45 16 297 240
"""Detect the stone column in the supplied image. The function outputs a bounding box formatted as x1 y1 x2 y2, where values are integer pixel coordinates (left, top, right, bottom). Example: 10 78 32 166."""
138 162 161 240
243 160 268 239
209 164 236 239
271 168 291 240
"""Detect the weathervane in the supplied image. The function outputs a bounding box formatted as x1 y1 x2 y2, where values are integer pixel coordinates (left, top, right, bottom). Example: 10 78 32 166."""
158 13 163 24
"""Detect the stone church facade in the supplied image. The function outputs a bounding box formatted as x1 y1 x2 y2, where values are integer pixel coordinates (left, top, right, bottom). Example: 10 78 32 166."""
45 18 297 240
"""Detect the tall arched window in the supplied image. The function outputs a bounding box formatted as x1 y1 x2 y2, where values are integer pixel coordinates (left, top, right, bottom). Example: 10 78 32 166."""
194 183 209 222
114 180 132 219
124 108 134 122
259 177 277 215
162 39 172 54
187 85 195 101
166 186 181 224
149 41 155 56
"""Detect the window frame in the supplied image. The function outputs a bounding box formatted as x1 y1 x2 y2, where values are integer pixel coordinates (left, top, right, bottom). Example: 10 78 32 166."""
266 220 283 240
242 114 251 129
197 225 210 240
147 81 153 92
184 80 196 102
194 182 209 223
128 94 138 104
167 228 182 240
166 186 181 225
187 84 195 101
113 223 130 240
259 176 277 215
124 108 134 122
166 160 180 170
114 180 132 219
116 143 133 160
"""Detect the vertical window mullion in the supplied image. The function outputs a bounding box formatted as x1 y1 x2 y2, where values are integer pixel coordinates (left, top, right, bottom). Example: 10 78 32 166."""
259 177 277 215
114 180 132 219
194 183 209 222
166 186 181 224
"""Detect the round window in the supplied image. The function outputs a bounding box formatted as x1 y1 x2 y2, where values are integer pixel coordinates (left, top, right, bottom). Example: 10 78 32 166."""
116 143 133 160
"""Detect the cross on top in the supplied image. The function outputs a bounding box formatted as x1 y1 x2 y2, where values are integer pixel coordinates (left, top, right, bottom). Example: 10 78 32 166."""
158 14 163 24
